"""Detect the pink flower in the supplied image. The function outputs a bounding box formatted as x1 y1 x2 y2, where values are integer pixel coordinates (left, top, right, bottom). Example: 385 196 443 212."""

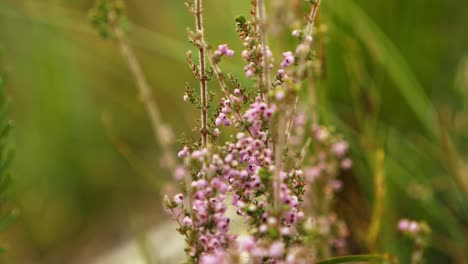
237 236 255 252
269 241 285 257
173 193 184 204
408 222 419 233
332 141 348 157
280 51 295 68
292 30 300 38
213 128 220 137
341 158 352 170
183 216 192 226
177 146 189 158
305 166 321 182
173 165 185 181
200 251 228 264
398 219 410 231
217 44 235 57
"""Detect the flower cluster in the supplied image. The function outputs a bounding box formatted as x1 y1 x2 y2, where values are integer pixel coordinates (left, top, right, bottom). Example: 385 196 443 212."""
398 219 430 239
397 219 431 264
280 52 295 68
236 15 273 80
167 147 236 262
301 125 352 259
165 1 356 263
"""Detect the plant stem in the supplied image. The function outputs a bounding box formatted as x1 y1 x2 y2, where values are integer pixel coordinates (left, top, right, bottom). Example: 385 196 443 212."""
257 0 271 101
113 26 176 170
367 149 385 249
411 241 424 264
285 0 321 142
205 49 254 138
273 112 287 211
195 0 208 147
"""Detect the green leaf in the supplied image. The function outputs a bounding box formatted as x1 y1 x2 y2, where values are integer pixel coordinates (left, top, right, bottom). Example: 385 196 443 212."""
0 209 17 231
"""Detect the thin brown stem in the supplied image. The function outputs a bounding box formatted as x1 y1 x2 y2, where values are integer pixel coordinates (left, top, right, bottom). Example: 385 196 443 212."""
273 111 287 211
206 49 254 138
295 137 312 169
257 0 271 101
113 26 176 170
285 1 321 143
195 0 208 147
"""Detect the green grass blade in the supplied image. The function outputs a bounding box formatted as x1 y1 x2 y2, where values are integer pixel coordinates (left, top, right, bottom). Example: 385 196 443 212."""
316 254 392 264
323 0 436 137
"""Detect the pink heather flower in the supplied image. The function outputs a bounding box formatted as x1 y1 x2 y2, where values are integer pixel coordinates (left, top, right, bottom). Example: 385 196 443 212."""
234 88 241 95
277 69 286 77
191 150 204 160
213 128 220 137
265 47 273 60
173 193 184 204
332 141 349 157
409 222 419 233
196 179 208 189
305 35 313 43
341 158 353 170
183 216 192 226
280 51 295 68
292 30 300 38
314 127 328 141
275 90 285 101
333 238 346 249
177 146 189 158
211 178 228 193
297 211 305 220
281 227 291 235
241 50 250 61
237 236 255 252
173 165 185 181
398 219 410 231
200 251 228 264
217 44 235 57
331 180 344 191
225 49 235 57
269 241 285 258
305 166 321 182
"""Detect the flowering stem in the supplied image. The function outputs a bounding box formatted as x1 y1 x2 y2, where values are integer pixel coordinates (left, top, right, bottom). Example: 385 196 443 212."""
112 25 176 170
285 0 321 142
411 242 424 264
273 112 287 211
295 137 312 169
206 49 254 137
195 0 209 147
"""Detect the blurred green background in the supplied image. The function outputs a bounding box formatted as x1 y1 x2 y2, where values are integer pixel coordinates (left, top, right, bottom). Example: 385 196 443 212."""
0 0 467 263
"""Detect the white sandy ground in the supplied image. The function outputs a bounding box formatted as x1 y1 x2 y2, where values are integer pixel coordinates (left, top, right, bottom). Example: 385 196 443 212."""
91 196 247 264
91 220 184 264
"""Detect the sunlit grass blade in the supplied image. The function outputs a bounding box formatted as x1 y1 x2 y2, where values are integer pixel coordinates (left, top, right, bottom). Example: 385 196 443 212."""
316 254 393 264
323 0 436 137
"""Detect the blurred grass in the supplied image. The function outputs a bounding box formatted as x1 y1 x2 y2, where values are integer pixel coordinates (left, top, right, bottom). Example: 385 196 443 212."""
0 0 466 263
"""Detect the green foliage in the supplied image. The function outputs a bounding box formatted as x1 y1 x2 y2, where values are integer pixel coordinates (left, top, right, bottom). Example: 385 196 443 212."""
89 0 129 39
0 51 15 253
0 0 466 262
